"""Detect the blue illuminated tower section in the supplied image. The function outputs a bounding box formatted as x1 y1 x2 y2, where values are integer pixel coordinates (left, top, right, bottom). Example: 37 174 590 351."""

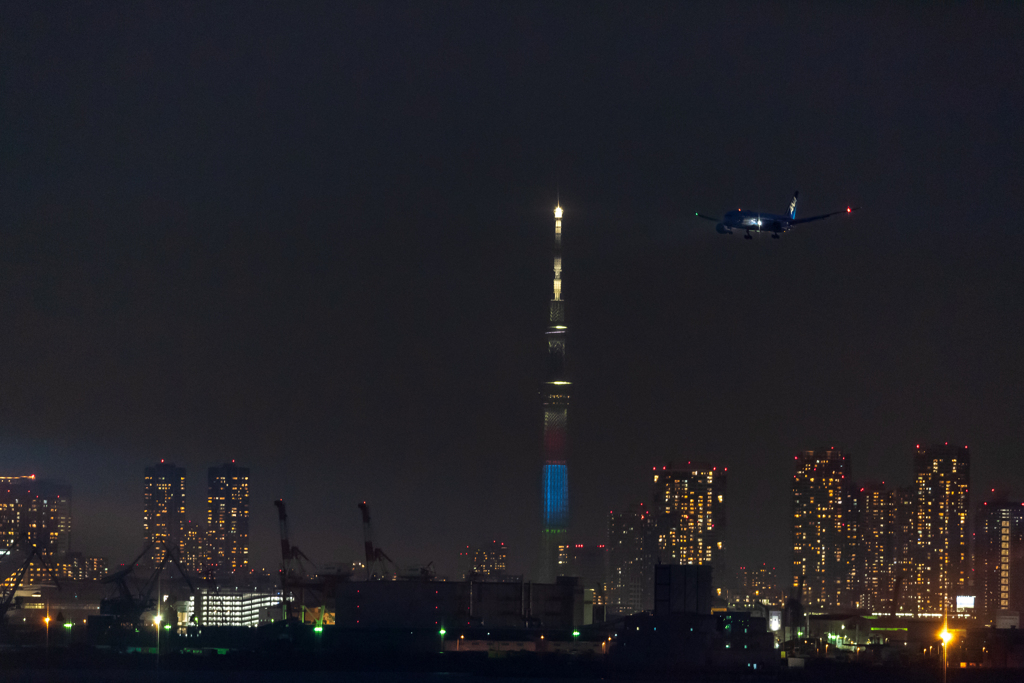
540 204 570 583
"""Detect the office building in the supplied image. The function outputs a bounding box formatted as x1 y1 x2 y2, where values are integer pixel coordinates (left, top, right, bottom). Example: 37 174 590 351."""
207 462 250 576
540 204 570 583
975 495 1024 623
652 463 727 571
791 448 853 609
733 563 784 609
608 504 653 616
909 444 970 616
143 461 186 563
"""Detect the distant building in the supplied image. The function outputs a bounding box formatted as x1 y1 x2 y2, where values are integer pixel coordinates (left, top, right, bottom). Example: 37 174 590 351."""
188 588 283 627
892 484 917 611
462 541 508 578
791 449 854 609
652 463 727 572
975 495 1024 623
181 520 208 577
857 481 895 611
557 544 608 598
733 563 784 609
608 504 653 616
143 461 186 564
207 462 250 576
908 444 970 616
0 475 71 584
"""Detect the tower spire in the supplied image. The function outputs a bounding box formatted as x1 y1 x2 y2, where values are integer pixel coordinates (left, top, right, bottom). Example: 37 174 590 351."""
540 201 570 583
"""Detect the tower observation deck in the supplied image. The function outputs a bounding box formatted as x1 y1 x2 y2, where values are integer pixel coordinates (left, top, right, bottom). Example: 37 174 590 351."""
540 204 570 583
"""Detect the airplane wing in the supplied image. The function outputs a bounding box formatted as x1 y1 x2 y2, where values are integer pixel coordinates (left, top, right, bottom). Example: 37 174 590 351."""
694 213 719 222
789 206 860 225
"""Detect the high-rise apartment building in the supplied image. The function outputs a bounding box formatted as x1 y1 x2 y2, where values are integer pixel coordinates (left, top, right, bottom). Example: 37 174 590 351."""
974 496 1024 623
791 449 853 609
653 463 727 572
608 504 653 616
181 520 208 577
540 204 570 583
462 541 508 578
143 461 186 563
207 462 250 576
909 444 969 616
733 563 785 608
1 475 72 585
857 482 895 611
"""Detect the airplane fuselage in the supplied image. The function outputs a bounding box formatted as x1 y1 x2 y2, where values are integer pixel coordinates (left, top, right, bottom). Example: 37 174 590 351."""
718 210 792 235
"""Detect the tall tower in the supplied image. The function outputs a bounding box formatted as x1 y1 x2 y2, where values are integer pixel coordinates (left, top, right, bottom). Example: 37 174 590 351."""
652 463 727 571
540 203 570 583
143 461 185 564
207 462 250 577
791 448 854 609
909 444 969 615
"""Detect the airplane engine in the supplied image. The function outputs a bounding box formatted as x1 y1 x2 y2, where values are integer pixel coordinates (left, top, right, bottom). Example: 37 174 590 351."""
715 223 732 234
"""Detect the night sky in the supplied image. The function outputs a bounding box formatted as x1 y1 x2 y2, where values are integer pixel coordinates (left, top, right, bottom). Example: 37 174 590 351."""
2 2 1023 580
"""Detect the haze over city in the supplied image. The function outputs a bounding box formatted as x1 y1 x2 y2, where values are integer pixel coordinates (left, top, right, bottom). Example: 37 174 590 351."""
2 1 1023 584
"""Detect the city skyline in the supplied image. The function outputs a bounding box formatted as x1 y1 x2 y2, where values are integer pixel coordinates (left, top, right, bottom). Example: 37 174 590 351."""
1 3 1022 582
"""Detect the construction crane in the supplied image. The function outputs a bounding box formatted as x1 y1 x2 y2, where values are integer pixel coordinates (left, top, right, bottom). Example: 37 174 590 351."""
273 499 329 626
357 502 397 580
99 542 194 628
0 532 61 624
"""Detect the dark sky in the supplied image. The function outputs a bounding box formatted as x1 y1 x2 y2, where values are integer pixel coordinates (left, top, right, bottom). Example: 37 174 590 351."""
2 2 1023 579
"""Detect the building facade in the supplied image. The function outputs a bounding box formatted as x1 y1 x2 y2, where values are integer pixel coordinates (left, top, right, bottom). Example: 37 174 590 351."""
207 462 250 576
463 541 508 578
857 482 895 611
653 463 727 572
974 496 1024 623
143 461 186 563
909 444 970 616
1 475 71 585
540 204 570 583
791 449 853 609
607 504 653 616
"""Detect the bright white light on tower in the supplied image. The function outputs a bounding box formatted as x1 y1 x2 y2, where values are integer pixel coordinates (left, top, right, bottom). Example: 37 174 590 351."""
554 206 563 219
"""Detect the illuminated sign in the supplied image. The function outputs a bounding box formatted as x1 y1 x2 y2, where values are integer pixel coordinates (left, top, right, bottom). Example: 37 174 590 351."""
956 596 975 610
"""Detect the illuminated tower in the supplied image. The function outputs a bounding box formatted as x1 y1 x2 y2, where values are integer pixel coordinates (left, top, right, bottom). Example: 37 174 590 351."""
975 495 1024 623
857 481 895 611
207 462 250 576
540 203 570 583
791 449 854 609
143 461 185 564
652 463 727 571
909 444 969 615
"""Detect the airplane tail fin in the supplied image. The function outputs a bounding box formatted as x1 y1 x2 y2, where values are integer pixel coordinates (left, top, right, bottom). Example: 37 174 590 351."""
788 191 799 220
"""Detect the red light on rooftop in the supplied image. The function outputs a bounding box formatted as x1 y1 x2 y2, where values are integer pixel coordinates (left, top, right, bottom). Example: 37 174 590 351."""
847 207 851 213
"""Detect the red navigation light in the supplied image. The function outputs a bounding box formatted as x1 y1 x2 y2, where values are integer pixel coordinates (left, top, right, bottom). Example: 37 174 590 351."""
847 207 851 213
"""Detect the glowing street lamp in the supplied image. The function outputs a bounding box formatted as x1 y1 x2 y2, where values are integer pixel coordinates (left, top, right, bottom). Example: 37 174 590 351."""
439 627 446 653
940 627 953 683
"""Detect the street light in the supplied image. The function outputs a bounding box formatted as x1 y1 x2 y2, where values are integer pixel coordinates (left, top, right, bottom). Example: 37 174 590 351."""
940 628 953 683
154 614 162 668
44 616 50 652
439 628 446 653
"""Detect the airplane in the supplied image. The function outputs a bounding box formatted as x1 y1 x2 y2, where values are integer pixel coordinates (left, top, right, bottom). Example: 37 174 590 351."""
696 191 859 239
